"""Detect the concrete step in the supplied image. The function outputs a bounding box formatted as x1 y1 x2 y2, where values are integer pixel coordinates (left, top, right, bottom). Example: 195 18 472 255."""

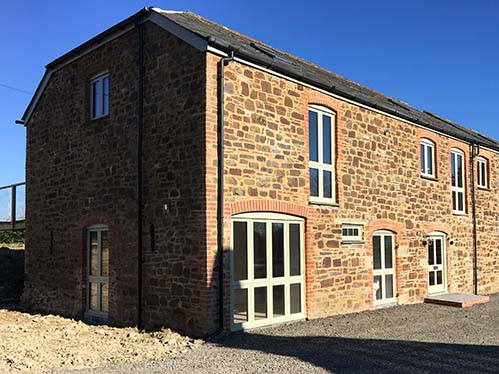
424 293 490 308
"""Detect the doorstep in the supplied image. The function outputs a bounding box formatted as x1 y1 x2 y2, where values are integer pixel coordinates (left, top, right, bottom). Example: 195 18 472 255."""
424 293 490 308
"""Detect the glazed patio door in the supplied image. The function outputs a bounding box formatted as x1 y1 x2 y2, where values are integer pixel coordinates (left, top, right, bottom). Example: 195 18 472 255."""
231 213 305 330
373 231 396 306
428 234 447 295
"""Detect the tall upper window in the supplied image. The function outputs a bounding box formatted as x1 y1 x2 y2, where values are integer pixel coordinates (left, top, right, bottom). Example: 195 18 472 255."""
477 156 488 189
420 138 435 178
450 148 465 214
309 105 335 203
91 73 109 119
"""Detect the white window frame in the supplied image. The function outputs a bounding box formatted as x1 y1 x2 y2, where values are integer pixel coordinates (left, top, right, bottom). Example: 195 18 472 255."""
420 138 436 178
342 223 363 243
230 212 306 331
373 230 397 307
86 224 109 322
477 156 488 189
450 148 466 214
308 104 336 204
90 72 109 119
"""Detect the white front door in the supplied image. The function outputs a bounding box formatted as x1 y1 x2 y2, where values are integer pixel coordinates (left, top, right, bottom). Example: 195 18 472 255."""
373 231 396 306
428 234 447 295
231 213 305 330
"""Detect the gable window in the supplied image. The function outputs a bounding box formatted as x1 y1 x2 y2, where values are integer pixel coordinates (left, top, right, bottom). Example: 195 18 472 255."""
450 148 466 214
477 156 488 189
342 224 363 243
91 73 109 119
420 138 435 178
309 105 335 203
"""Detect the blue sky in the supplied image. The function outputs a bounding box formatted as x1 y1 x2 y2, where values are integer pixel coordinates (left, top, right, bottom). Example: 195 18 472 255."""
1 0 498 188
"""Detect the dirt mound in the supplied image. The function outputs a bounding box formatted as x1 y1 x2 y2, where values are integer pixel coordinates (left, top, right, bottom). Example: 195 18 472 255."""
0 247 24 302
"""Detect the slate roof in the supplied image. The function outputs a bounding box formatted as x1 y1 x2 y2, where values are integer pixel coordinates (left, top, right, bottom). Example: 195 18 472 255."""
157 9 499 151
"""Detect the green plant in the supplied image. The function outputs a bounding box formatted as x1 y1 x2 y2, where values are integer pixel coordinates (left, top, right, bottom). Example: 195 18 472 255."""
0 230 24 244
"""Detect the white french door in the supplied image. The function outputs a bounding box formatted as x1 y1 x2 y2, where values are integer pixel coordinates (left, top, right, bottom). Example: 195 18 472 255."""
86 225 109 322
373 231 396 306
231 213 305 330
428 234 447 295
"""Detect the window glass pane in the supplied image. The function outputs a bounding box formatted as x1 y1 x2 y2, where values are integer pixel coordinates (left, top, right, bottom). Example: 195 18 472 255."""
90 232 98 276
457 154 463 188
426 145 433 175
233 288 248 324
272 223 284 278
309 111 318 162
310 168 319 197
254 287 267 320
435 239 442 265
323 170 332 199
233 222 248 281
101 283 109 313
428 240 434 265
373 236 381 269
101 231 109 277
289 224 301 276
437 270 443 285
92 80 101 118
458 192 464 212
273 285 285 318
290 283 301 314
384 236 393 269
374 275 382 300
89 282 98 311
323 114 332 164
451 153 456 187
452 191 457 211
102 76 109 115
385 274 394 299
253 222 267 279
420 143 426 174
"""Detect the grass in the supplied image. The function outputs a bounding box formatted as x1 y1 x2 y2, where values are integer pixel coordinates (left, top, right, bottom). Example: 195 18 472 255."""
0 243 24 250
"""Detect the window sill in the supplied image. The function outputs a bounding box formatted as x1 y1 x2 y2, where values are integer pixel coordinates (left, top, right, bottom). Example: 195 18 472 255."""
90 114 109 121
477 186 490 191
341 240 365 245
420 174 438 182
309 200 339 207
453 212 467 217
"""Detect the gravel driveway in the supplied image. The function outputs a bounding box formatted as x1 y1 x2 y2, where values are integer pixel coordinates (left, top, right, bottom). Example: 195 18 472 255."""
56 295 499 374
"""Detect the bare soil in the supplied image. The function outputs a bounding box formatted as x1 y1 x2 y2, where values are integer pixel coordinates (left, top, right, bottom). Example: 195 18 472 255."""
0 308 203 373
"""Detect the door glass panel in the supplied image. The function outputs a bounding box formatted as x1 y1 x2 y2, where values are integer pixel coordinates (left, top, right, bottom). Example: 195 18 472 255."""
373 236 381 269
385 274 394 299
101 283 109 313
254 287 267 320
310 168 319 197
233 288 248 324
435 239 442 265
273 285 285 317
233 222 248 281
289 224 301 276
323 170 332 198
437 270 443 285
101 231 109 277
90 232 99 276
89 283 98 311
384 236 393 269
272 223 284 278
323 114 332 164
429 272 435 286
428 240 435 265
309 111 318 162
374 275 382 300
253 222 267 279
290 283 301 314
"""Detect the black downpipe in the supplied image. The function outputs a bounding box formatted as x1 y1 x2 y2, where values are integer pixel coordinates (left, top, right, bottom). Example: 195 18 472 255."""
217 51 235 334
136 20 145 329
470 144 479 295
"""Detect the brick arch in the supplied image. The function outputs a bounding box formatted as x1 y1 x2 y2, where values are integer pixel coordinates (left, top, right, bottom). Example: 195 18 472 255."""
228 200 308 218
367 219 404 243
302 91 340 114
424 222 451 236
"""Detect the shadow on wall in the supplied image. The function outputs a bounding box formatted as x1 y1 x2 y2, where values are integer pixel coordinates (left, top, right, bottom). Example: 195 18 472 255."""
212 332 499 373
0 247 24 303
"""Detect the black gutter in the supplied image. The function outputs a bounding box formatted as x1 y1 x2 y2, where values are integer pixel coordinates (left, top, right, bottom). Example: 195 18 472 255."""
216 51 235 334
205 37 498 153
135 16 145 329
470 144 479 295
